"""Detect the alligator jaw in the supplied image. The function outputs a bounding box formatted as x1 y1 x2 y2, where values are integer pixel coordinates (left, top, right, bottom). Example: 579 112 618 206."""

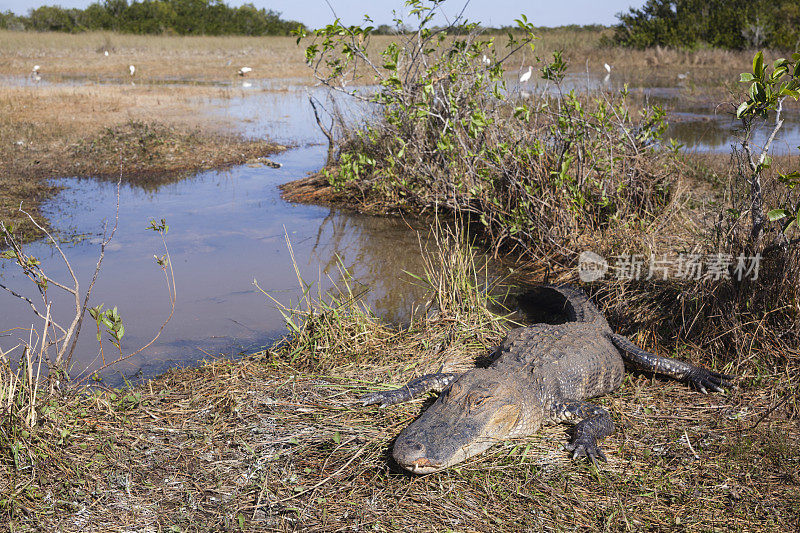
400 457 444 475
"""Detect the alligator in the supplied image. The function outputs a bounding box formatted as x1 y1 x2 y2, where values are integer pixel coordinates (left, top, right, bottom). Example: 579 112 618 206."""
361 285 733 474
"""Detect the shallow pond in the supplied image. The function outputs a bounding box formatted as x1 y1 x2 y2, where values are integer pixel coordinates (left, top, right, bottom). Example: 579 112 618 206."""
0 86 439 384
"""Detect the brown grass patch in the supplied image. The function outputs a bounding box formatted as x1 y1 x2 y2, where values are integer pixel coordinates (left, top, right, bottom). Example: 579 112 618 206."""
2 216 797 531
0 31 312 81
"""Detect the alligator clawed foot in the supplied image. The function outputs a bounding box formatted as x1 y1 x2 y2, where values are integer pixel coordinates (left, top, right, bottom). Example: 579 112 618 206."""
360 373 458 407
565 437 607 465
686 366 735 394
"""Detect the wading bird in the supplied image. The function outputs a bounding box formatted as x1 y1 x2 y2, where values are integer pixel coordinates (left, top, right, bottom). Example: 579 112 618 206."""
482 54 491 66
519 65 533 84
129 65 136 77
604 63 612 74
238 66 252 76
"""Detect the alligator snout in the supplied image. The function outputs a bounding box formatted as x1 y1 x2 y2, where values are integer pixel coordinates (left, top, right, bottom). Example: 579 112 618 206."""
393 438 445 474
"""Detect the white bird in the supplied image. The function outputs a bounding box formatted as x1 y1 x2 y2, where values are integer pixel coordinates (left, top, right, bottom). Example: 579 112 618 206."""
104 50 109 57
677 71 689 80
604 63 612 74
519 65 533 84
238 66 252 76
30 65 41 83
482 54 491 66
129 65 135 76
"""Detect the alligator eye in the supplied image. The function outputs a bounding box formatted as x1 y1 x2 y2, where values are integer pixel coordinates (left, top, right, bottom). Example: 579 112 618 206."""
469 394 489 409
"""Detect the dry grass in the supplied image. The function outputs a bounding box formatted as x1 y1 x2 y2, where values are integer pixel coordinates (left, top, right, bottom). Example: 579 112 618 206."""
2 302 797 531
0 31 311 81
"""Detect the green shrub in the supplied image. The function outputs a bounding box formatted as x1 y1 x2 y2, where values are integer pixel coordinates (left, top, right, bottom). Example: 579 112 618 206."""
299 1 677 262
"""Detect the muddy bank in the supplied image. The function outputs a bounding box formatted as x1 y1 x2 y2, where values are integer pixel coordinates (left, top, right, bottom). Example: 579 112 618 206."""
278 172 341 207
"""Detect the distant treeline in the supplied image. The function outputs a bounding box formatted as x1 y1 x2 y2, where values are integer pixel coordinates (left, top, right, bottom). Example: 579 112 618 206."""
0 0 304 36
612 0 800 49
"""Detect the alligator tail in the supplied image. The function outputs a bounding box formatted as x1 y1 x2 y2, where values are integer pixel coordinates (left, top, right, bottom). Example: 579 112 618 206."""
516 284 607 326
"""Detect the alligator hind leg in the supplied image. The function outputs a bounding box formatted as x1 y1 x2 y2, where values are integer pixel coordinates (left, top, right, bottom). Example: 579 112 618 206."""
551 400 615 464
360 373 457 407
609 333 734 393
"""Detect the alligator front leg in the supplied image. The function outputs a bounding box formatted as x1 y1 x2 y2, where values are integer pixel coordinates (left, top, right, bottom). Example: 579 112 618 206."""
360 372 458 407
551 400 615 464
609 333 734 393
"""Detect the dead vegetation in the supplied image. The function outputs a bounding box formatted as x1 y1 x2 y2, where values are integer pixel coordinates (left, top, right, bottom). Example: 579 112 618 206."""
0 29 771 91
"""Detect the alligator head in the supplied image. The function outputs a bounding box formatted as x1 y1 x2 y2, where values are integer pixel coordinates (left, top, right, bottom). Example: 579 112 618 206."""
392 369 528 474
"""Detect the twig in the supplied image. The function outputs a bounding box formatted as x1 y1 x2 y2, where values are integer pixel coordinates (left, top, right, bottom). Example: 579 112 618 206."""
748 393 793 430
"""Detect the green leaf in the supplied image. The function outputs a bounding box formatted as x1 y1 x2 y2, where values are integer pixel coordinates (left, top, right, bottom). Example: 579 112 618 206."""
740 73 754 82
753 51 764 77
736 101 751 118
767 208 788 221
279 309 301 334
779 171 800 182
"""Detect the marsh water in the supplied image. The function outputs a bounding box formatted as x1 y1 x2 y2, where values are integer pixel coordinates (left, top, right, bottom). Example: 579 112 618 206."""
0 85 435 383
1 74 799 384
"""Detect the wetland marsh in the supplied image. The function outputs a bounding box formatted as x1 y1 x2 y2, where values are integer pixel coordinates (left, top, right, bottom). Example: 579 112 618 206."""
1 27 799 532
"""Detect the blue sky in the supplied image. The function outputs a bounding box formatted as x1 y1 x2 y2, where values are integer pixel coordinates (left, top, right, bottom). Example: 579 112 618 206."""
2 1 646 28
